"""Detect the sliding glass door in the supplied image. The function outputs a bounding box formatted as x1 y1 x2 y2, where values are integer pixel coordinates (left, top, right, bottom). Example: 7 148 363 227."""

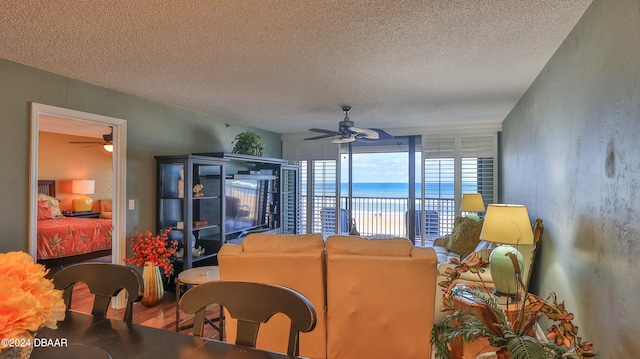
339 136 422 239
293 131 497 245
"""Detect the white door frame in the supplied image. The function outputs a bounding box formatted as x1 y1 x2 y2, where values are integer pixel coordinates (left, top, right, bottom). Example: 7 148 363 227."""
29 103 127 265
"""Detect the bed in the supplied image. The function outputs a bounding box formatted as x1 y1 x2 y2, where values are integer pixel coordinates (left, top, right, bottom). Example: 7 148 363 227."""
37 180 112 266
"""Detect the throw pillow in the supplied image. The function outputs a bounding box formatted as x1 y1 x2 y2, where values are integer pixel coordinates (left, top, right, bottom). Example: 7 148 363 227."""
37 200 53 220
445 217 484 259
37 192 62 218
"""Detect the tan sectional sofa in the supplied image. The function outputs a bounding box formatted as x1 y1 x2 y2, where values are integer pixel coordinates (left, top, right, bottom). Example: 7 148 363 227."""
218 233 438 359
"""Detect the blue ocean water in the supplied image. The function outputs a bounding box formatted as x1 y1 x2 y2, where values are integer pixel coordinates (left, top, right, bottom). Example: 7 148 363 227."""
340 182 477 198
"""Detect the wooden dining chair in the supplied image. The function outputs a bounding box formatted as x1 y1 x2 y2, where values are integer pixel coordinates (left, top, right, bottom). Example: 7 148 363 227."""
179 280 317 356
53 262 144 323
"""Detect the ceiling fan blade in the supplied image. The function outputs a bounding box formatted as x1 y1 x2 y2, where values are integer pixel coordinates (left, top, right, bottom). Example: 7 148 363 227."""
348 126 380 140
305 133 337 141
104 126 113 142
356 129 394 142
331 136 356 144
308 128 340 135
372 129 393 139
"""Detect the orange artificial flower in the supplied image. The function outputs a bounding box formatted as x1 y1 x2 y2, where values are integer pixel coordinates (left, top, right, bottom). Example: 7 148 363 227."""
0 251 66 352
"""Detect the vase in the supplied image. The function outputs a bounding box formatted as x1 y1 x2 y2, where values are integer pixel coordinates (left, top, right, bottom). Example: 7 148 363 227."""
0 343 33 359
141 262 164 307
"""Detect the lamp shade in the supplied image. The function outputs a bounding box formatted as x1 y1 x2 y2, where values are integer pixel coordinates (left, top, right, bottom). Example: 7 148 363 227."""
480 204 533 297
72 180 95 195
479 204 533 245
460 193 485 212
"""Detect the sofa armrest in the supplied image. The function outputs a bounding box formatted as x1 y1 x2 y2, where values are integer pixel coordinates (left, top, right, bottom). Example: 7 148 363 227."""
433 237 448 247
433 245 461 264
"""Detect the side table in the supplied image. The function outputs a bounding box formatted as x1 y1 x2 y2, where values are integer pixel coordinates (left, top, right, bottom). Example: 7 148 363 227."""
175 265 224 339
64 211 101 218
449 285 534 359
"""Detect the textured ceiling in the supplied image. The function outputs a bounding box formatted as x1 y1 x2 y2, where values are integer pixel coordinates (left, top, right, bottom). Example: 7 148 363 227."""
0 1 592 135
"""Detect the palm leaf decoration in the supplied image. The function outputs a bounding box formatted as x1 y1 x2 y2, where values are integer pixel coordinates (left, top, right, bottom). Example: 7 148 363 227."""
430 284 594 359
505 333 546 359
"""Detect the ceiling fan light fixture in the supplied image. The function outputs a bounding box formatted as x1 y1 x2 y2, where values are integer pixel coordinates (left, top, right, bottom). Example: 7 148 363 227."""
304 105 394 143
103 143 113 152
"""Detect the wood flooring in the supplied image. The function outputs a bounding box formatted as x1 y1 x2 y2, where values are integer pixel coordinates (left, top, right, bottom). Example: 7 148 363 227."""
67 282 223 340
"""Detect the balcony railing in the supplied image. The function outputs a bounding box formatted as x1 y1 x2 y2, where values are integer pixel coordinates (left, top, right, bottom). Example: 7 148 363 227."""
304 195 456 243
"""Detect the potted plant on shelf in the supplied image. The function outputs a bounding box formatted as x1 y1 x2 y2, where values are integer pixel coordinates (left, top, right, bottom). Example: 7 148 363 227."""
232 130 264 156
431 253 596 359
124 228 177 307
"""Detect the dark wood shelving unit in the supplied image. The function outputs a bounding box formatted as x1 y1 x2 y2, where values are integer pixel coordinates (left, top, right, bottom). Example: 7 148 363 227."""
194 152 300 241
155 155 228 276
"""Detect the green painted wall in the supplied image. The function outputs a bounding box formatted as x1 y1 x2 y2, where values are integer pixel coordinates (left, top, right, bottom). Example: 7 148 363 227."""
0 58 281 252
501 0 639 356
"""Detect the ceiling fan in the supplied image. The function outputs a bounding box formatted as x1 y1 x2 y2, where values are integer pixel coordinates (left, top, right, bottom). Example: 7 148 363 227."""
69 126 113 152
305 106 393 144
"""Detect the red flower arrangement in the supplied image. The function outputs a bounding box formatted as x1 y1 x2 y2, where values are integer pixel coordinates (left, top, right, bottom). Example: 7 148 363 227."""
124 228 177 278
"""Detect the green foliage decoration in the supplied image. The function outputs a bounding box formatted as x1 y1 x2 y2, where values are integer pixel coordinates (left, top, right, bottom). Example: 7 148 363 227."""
232 131 264 156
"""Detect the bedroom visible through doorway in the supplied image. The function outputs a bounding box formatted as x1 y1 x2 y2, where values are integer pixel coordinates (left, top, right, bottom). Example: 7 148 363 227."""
29 103 127 267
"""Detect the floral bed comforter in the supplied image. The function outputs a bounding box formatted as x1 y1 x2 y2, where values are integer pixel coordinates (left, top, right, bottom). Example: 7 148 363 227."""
37 217 112 260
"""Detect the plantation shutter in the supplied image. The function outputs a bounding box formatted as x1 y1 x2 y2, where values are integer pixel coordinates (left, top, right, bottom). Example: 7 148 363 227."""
422 136 456 237
311 160 338 235
281 165 299 234
461 135 496 211
422 132 497 238
298 160 308 233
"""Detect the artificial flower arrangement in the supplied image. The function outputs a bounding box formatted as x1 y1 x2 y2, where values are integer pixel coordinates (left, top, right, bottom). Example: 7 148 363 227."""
431 251 596 359
124 228 177 277
0 251 66 354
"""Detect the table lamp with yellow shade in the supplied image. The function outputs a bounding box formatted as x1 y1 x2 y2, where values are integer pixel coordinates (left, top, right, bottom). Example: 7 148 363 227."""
460 193 485 221
479 204 533 298
72 179 95 212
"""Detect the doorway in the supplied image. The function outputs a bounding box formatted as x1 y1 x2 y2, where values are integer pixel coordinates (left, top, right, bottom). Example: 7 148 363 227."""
29 103 127 264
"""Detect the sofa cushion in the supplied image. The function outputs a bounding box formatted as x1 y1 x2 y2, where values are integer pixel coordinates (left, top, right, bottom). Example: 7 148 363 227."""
433 245 461 263
325 235 413 257
242 233 325 253
325 236 437 358
445 217 484 259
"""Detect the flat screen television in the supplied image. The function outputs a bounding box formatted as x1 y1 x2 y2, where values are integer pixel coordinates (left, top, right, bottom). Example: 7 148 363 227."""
225 178 268 234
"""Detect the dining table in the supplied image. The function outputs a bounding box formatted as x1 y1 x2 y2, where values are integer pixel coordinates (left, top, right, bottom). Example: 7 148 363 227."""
31 311 305 359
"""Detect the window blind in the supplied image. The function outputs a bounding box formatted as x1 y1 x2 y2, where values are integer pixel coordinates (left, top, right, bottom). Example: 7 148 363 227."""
422 133 497 237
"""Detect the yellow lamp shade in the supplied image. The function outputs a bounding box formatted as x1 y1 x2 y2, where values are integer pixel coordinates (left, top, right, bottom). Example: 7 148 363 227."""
72 180 95 212
479 204 533 245
460 193 485 213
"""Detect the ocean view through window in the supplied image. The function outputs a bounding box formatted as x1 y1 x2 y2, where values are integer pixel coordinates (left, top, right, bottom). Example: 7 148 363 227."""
296 132 496 244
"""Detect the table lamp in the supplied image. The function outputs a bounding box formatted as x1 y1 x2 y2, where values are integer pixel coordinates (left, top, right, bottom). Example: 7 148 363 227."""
72 179 95 212
479 204 533 298
460 193 485 221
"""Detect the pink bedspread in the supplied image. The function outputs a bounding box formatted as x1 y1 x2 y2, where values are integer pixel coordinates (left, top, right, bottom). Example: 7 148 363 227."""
37 217 112 260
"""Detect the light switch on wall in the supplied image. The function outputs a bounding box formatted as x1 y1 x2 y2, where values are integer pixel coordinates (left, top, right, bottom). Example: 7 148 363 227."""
128 199 135 210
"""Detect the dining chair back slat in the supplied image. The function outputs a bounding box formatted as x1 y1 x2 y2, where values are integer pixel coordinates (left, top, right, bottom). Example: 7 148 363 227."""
180 280 316 356
53 262 144 323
